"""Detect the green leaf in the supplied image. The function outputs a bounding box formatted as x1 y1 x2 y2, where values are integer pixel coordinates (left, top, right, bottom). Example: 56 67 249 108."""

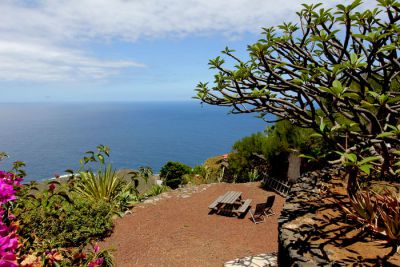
359 156 380 165
350 53 358 64
378 44 397 53
359 164 372 175
319 117 326 132
346 153 357 163
332 80 342 89
57 191 74 204
377 132 395 138
98 154 105 165
310 133 323 138
299 154 315 159
361 100 375 108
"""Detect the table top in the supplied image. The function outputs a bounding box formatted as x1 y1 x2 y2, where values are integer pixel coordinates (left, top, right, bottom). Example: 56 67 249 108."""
219 191 242 204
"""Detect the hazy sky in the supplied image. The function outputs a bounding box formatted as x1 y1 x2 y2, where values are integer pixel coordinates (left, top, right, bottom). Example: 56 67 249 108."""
0 0 366 102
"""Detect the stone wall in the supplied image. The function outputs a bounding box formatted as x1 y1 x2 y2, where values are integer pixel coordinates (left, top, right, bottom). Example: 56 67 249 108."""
278 169 338 267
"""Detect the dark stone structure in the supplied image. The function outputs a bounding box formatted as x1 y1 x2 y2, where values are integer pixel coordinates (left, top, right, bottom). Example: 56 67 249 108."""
277 169 342 267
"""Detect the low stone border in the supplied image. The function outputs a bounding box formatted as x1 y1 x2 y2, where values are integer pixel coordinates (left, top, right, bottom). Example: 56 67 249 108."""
140 183 212 205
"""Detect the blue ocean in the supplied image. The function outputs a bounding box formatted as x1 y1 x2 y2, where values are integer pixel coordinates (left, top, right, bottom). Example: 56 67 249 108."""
0 102 266 181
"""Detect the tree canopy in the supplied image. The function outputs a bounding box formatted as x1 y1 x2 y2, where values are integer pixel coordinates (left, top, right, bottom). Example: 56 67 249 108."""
195 0 400 183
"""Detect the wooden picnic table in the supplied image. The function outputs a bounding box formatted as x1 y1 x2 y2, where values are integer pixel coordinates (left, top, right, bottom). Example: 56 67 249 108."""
219 191 242 205
208 191 251 217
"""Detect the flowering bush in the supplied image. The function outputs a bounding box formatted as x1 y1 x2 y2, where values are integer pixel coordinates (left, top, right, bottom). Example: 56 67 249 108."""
0 150 116 266
0 171 22 267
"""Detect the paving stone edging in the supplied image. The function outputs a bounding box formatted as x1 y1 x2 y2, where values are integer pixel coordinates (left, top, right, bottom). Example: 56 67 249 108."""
278 169 341 267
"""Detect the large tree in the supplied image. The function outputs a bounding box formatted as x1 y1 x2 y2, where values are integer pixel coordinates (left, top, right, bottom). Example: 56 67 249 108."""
195 0 400 192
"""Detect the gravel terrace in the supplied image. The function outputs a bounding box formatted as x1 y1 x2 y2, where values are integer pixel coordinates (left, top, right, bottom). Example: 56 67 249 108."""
100 182 285 267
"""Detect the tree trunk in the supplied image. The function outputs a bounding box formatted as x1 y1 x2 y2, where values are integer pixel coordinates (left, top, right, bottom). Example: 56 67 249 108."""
347 167 359 199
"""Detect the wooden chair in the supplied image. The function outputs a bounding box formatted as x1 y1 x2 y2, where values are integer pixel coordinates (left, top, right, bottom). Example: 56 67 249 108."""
264 195 276 217
250 203 267 224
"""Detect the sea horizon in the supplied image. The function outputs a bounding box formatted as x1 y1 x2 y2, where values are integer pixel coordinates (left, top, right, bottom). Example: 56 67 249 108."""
0 101 267 181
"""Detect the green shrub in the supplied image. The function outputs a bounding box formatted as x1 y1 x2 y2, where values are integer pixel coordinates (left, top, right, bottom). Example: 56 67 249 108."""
159 161 191 189
227 132 268 181
227 120 325 182
204 155 225 171
191 165 205 175
6 147 117 266
196 157 228 184
148 184 169 197
14 191 113 252
182 173 195 184
247 169 260 182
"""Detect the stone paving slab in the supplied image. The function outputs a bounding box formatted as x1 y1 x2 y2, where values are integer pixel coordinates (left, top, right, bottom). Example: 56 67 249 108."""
224 252 278 267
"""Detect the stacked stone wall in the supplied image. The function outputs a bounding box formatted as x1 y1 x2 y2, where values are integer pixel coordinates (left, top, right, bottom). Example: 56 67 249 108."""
278 169 340 267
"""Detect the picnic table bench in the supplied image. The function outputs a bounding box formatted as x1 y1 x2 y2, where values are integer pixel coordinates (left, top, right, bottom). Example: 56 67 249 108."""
208 196 223 210
233 198 252 214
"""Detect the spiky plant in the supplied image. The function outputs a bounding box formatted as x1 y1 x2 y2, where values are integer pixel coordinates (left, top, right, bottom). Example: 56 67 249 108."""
75 164 128 204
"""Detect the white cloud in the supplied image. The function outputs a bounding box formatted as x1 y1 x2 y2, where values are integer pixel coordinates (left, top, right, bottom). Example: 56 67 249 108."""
0 0 346 41
0 0 376 81
0 40 143 81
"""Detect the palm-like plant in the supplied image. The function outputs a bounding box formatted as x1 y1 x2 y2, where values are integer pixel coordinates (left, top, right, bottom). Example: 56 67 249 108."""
138 166 153 184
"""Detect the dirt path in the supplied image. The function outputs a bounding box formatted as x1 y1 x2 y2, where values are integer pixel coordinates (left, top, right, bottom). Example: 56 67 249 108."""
100 182 285 267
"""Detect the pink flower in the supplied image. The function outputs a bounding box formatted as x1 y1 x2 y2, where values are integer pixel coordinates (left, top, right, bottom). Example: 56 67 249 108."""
0 171 22 266
0 223 19 266
88 258 104 267
0 252 18 267
0 180 15 204
94 244 100 253
0 172 21 186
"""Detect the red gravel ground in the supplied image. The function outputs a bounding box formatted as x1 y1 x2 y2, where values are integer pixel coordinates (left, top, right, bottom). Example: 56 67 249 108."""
100 182 285 267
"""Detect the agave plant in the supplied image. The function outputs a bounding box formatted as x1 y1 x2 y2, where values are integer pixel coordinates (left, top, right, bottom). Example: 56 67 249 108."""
342 188 400 246
342 190 378 230
75 164 129 204
376 191 400 244
69 146 137 214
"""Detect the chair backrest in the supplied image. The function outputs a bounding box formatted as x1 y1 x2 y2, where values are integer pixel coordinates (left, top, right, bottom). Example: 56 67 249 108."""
265 195 275 209
254 203 267 215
